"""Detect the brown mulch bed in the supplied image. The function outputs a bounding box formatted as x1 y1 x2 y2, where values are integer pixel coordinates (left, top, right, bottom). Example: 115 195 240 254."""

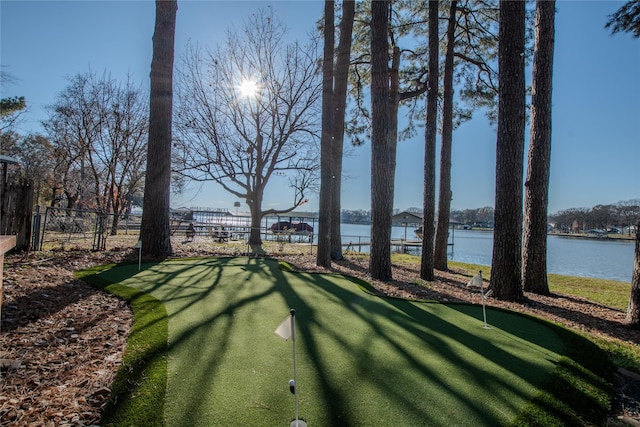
1 250 133 426
1 239 638 425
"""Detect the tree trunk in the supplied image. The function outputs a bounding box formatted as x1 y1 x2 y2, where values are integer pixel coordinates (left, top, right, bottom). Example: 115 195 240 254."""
110 199 121 236
369 0 392 281
421 0 439 281
140 0 177 258
388 43 400 242
329 0 355 261
627 220 640 327
490 0 525 302
65 191 77 210
317 0 335 267
523 0 555 295
248 192 263 246
434 0 457 272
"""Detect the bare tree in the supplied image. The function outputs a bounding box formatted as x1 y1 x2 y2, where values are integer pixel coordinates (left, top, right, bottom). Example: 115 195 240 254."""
93 76 148 234
47 134 83 209
44 73 101 211
140 0 177 257
490 0 526 302
43 72 148 231
174 8 321 246
523 0 555 295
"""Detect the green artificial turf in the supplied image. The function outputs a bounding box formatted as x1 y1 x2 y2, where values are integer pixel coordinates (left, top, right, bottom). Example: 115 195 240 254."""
81 257 614 427
77 263 168 426
443 259 631 311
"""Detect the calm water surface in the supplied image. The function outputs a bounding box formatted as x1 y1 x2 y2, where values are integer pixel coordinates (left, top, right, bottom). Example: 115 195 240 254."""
340 223 634 282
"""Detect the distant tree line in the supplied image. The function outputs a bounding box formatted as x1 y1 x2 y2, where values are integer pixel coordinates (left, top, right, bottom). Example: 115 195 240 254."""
340 206 497 227
548 200 640 233
341 209 372 224
341 200 640 234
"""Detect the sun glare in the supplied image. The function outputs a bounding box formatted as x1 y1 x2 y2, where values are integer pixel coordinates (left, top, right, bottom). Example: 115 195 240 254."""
238 79 259 98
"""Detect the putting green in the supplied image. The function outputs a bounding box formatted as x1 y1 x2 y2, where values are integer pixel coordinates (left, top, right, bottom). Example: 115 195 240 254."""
98 257 564 426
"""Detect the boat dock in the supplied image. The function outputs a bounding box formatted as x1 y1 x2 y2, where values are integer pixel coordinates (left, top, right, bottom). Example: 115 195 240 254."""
343 239 423 253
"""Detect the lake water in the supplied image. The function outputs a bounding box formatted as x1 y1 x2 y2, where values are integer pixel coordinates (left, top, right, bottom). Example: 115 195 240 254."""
339 223 635 282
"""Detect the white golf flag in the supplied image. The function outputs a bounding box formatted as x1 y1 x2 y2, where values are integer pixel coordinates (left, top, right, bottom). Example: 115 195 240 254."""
275 315 292 340
468 271 483 287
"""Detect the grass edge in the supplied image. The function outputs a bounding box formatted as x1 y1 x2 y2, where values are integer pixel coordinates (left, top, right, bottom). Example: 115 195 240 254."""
76 258 618 426
75 264 168 427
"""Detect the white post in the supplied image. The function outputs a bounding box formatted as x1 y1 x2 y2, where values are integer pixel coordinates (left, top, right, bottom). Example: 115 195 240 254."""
479 271 490 329
275 309 307 427
135 240 142 271
289 309 306 427
291 309 300 426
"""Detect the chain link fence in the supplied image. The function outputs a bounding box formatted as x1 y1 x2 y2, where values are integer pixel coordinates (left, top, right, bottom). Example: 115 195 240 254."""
32 207 316 253
33 207 142 251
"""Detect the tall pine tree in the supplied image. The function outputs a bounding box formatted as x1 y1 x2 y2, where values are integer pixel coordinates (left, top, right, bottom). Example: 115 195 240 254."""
490 0 526 302
522 0 555 295
140 0 177 257
433 0 457 271
420 0 439 281
369 0 393 281
317 0 336 267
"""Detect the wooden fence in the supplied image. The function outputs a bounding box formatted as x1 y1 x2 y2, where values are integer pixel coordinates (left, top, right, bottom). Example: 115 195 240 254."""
0 179 34 251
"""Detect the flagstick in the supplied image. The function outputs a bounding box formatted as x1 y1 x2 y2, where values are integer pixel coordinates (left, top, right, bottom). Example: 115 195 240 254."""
290 309 306 427
480 283 488 328
479 271 491 329
291 310 298 423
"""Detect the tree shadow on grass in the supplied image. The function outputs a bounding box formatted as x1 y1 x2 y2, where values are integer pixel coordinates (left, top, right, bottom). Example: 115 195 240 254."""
271 264 575 426
84 257 616 426
447 304 615 425
329 255 638 345
90 257 285 425
78 268 168 427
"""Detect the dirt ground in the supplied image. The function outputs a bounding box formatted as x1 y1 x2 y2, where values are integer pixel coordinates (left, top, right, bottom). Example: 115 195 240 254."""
1 237 638 426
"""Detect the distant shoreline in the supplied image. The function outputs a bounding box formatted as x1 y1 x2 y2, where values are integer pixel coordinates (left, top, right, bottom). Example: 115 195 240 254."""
549 232 635 242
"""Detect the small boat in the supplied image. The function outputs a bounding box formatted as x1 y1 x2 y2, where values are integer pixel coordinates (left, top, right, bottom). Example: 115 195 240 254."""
270 221 313 235
293 222 313 235
414 226 423 240
270 221 292 233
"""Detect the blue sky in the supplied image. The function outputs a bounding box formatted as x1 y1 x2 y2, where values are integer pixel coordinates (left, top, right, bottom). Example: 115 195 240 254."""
1 0 638 214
